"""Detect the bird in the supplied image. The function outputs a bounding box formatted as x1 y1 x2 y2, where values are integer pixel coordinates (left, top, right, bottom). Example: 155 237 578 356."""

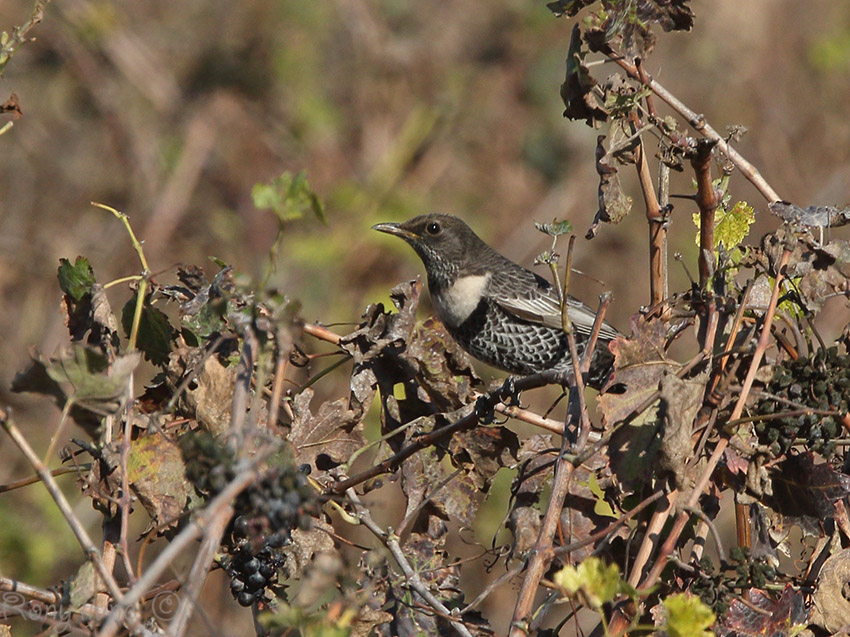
372 213 619 388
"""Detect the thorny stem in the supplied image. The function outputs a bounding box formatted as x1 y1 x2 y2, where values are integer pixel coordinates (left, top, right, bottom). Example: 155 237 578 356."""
605 248 792 635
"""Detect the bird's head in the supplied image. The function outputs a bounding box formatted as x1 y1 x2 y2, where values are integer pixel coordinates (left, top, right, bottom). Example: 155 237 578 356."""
372 214 488 288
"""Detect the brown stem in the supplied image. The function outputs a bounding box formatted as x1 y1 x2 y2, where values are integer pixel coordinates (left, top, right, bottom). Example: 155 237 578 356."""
691 138 718 289
508 331 591 635
331 369 570 494
637 139 666 305
605 248 792 635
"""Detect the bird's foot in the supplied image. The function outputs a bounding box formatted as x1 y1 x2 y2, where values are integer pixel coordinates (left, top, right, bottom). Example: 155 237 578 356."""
497 376 523 407
474 394 496 424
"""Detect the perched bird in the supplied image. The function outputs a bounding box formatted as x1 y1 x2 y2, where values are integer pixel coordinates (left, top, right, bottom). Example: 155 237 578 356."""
373 214 619 388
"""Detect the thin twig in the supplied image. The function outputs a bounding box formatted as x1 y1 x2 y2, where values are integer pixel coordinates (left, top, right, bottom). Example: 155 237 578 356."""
636 137 666 306
168 508 232 636
508 328 591 635
0 408 125 603
346 489 474 637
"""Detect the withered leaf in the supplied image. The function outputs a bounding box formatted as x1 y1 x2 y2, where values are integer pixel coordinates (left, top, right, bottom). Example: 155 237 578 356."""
811 548 850 633
116 434 200 532
406 317 480 410
717 585 807 637
288 388 363 471
762 453 850 522
508 435 555 555
587 136 633 238
656 372 706 489
602 317 680 489
0 92 22 118
769 200 850 229
560 25 607 125
599 316 678 424
170 350 236 436
560 455 620 563
281 521 336 581
451 426 519 493
66 561 100 611
758 229 850 313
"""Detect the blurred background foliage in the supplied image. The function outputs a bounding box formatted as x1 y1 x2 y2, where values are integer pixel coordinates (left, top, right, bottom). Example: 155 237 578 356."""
2 0 850 632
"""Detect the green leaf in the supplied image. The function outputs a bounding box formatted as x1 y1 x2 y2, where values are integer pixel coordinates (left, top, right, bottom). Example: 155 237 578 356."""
535 219 573 236
587 473 617 519
692 200 756 250
121 297 175 367
252 170 326 225
553 556 623 609
46 346 140 411
58 257 96 302
662 593 716 637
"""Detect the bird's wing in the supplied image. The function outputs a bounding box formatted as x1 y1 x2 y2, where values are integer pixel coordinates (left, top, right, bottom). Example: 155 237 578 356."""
490 267 619 340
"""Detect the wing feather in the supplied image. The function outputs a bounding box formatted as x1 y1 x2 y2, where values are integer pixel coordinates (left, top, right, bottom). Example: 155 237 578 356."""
489 266 619 340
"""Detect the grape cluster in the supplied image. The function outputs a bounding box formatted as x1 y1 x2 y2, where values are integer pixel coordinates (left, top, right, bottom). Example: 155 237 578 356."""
687 549 778 615
180 433 317 606
222 466 317 606
753 347 849 459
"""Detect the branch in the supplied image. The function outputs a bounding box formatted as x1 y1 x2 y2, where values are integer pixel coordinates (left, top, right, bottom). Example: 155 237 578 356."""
691 139 719 290
346 489 474 637
0 0 51 76
331 369 570 494
636 138 667 306
508 326 593 635
611 55 781 203
605 247 792 634
0 408 125 605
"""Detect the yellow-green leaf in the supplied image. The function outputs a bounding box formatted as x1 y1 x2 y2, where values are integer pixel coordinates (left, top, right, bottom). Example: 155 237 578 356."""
663 593 715 637
692 200 756 250
554 557 622 609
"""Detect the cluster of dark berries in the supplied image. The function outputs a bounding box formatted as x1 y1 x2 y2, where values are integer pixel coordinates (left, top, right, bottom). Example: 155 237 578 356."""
753 347 850 459
224 543 285 607
688 556 735 616
179 432 317 606
221 465 317 606
687 549 777 615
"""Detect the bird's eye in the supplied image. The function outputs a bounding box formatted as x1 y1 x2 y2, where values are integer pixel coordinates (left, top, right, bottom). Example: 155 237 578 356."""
425 221 441 235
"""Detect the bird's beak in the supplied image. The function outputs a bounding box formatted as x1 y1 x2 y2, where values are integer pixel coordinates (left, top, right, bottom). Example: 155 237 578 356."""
372 222 418 241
